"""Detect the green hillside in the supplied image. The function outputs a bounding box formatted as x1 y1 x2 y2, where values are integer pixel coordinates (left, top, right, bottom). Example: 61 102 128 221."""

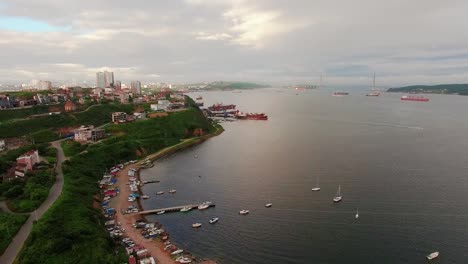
387 84 468 95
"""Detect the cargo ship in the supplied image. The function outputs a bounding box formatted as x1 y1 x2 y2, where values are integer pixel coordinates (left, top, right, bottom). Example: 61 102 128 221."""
400 95 429 102
208 103 236 111
333 91 349 96
236 113 268 120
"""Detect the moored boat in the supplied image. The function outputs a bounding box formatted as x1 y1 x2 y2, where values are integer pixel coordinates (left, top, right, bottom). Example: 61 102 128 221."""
180 206 192 212
156 210 165 215
312 175 320 191
401 95 429 102
236 112 268 120
239 210 249 215
198 201 212 210
333 185 343 202
333 91 349 96
169 189 177 194
142 195 150 199
171 249 184 255
426 251 439 260
156 191 164 195
192 223 202 228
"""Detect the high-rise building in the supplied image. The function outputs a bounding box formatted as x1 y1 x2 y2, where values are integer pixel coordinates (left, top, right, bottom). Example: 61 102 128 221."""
115 81 122 90
104 71 114 88
96 71 114 88
131 81 142 95
37 80 52 90
96 72 105 88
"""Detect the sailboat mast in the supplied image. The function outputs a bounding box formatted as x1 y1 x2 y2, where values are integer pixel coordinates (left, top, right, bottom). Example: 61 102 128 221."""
373 72 376 90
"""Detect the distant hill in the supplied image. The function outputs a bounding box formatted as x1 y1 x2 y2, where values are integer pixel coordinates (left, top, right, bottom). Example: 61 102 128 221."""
204 81 270 90
387 84 468 95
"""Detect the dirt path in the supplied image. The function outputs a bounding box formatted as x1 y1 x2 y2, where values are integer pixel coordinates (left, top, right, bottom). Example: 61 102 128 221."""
0 140 66 264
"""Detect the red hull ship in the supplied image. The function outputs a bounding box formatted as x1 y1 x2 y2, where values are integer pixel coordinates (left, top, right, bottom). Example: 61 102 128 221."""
401 95 429 102
236 113 268 120
208 103 236 111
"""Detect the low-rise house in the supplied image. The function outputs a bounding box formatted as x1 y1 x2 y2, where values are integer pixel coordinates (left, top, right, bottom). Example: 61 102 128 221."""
64 100 77 112
150 99 170 111
111 112 127 124
74 125 105 142
15 149 39 178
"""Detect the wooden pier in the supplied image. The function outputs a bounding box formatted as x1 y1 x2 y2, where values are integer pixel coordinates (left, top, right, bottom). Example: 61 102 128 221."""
138 203 215 215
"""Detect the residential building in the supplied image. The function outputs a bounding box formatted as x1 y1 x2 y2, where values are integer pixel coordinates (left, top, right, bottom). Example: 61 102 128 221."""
96 71 114 88
115 81 122 90
0 139 5 152
131 81 141 95
15 150 39 178
111 112 127 123
96 72 105 88
150 100 170 111
37 80 52 90
104 71 114 88
74 125 105 142
64 100 77 112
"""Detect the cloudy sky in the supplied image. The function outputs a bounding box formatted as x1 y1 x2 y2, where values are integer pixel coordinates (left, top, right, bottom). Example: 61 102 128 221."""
1 0 468 87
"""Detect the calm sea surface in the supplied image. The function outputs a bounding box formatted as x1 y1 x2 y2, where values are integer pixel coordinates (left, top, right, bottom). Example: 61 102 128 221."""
141 88 468 264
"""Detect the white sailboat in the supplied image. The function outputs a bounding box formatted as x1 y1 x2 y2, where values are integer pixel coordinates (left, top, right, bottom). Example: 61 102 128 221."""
311 175 321 191
355 208 359 219
333 185 342 202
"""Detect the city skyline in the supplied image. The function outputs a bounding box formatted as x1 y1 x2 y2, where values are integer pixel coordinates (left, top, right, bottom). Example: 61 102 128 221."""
1 1 468 87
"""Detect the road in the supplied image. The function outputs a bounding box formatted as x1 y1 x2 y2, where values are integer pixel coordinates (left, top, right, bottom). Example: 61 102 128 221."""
0 140 66 264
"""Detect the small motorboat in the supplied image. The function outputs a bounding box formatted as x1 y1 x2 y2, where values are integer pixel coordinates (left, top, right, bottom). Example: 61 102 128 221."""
239 210 249 215
171 249 184 255
157 210 165 215
192 223 202 228
176 257 192 263
426 251 439 260
355 208 359 219
209 217 219 224
169 189 177 194
265 203 273 208
180 206 192 212
198 201 212 210
142 195 150 199
156 191 164 195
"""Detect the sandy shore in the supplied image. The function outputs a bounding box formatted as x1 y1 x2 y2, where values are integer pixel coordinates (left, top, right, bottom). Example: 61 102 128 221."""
110 131 222 264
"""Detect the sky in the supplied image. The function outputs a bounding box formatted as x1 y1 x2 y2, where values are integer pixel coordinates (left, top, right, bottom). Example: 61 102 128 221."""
1 0 468 87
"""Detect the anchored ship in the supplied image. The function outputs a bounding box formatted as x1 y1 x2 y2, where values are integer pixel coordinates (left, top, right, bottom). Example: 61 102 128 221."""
236 113 268 120
401 95 429 102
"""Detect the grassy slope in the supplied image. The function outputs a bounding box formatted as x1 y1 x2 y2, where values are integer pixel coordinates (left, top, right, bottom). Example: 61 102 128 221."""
16 104 216 264
0 212 28 255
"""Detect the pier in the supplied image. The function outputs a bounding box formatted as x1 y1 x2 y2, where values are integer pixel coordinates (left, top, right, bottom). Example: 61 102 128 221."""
138 203 216 215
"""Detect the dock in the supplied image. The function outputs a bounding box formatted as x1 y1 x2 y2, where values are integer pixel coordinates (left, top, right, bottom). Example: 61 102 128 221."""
138 203 216 215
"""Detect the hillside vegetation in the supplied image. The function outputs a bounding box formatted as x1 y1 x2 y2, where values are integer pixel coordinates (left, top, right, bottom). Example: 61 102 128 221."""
0 103 136 138
17 102 217 264
387 84 468 95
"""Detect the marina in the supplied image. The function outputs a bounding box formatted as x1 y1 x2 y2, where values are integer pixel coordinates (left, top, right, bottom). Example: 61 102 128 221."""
138 203 215 215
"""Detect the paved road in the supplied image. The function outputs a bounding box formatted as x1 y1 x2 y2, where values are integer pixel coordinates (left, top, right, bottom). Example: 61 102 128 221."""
0 140 66 264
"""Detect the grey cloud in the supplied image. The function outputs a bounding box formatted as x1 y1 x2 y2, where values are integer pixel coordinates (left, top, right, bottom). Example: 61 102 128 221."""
1 0 468 86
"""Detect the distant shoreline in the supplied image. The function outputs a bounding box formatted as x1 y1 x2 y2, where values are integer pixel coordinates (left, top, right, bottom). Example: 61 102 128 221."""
387 84 468 95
